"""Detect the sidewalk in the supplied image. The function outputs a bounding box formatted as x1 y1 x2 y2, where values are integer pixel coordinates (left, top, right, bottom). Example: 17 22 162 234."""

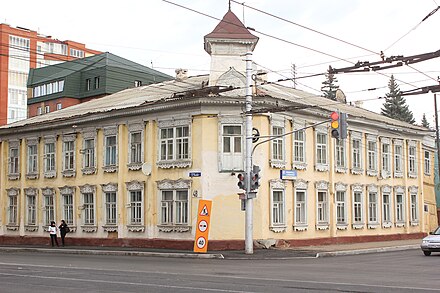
0 239 422 259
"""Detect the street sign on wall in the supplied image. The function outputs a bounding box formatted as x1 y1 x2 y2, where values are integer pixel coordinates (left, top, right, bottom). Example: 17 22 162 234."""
193 199 212 253
280 170 297 180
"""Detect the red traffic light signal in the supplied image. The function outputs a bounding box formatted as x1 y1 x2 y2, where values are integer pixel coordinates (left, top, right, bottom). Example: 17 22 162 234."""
330 111 340 139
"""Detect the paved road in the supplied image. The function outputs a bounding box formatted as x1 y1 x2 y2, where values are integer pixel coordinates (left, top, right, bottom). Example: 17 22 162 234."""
0 249 438 292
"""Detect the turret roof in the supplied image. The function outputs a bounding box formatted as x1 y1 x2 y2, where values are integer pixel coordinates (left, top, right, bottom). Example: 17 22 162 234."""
204 9 258 40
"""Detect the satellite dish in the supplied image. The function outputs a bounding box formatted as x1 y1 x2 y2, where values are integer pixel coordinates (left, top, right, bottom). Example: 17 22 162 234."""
335 89 346 103
142 163 152 176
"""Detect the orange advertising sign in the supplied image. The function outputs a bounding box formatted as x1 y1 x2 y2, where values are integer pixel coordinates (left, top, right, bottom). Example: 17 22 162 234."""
193 200 212 253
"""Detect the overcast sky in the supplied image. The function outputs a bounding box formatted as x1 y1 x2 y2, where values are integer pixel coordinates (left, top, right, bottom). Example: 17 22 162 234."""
2 0 439 125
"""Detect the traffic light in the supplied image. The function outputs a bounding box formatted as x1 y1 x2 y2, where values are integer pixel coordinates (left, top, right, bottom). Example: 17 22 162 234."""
250 165 261 190
330 111 340 139
237 173 247 190
339 112 348 139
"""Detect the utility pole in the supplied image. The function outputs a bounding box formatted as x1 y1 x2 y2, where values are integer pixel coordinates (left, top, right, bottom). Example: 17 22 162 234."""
245 52 253 254
434 94 440 185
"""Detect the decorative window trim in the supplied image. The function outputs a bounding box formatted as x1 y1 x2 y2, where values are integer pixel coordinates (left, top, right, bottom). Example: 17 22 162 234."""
269 179 286 232
218 115 244 172
350 131 364 175
314 126 328 172
125 180 145 229
424 150 432 176
24 187 38 227
366 134 378 176
103 126 119 173
79 184 96 230
269 116 286 169
409 185 419 225
408 140 417 178
81 129 97 175
293 180 308 231
335 183 348 229
315 181 329 230
380 137 391 179
351 183 364 229
293 179 309 190
102 183 118 228
8 139 20 180
26 137 39 179
6 188 20 226
367 184 379 228
292 118 307 170
394 185 405 227
127 122 145 171
157 118 192 169
43 136 56 178
62 134 76 177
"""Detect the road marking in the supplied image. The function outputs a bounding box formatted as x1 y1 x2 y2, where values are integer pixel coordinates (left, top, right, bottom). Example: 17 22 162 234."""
0 261 438 291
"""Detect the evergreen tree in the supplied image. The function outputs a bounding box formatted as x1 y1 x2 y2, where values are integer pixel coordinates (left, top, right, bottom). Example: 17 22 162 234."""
321 66 339 101
381 75 415 124
421 113 430 128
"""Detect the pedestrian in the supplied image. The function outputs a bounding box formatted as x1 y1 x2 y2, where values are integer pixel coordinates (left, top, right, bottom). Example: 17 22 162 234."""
58 220 69 247
48 221 59 247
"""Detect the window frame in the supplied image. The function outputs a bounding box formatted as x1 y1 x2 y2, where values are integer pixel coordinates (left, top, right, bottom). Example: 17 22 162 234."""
8 140 20 179
315 181 329 229
351 133 363 174
158 119 192 169
62 134 76 177
128 123 144 170
315 127 328 171
269 179 286 231
43 136 56 178
366 135 378 176
103 127 118 173
424 150 431 176
24 188 38 226
59 186 75 226
408 141 417 178
367 185 379 228
394 186 405 227
26 138 39 178
79 184 96 228
409 187 419 225
335 138 347 173
394 139 403 177
335 182 348 229
381 138 391 178
351 184 364 229
269 117 286 168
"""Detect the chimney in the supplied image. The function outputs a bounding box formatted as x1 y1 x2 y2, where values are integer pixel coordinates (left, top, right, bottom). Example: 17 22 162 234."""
175 68 188 81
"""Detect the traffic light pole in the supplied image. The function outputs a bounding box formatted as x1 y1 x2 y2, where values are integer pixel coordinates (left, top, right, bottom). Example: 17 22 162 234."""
245 52 253 254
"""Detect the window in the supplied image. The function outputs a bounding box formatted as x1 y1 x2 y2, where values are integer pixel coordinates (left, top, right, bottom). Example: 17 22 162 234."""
410 192 418 224
271 189 285 227
86 79 91 91
271 126 285 165
94 76 100 89
83 193 95 225
27 144 38 175
26 194 36 225
317 190 329 225
134 80 142 87
104 135 117 166
63 141 75 171
316 131 328 168
394 142 403 176
62 193 74 226
8 191 18 225
129 191 142 225
43 137 56 178
158 179 190 230
105 192 117 225
424 151 431 175
352 138 362 170
83 138 95 169
336 191 347 225
126 181 144 230
293 130 306 167
381 140 391 175
58 80 64 92
368 191 378 225
8 142 20 176
56 103 62 110
408 143 417 177
44 193 55 226
220 122 243 171
37 107 42 115
70 48 84 58
130 131 142 164
295 190 307 226
382 192 391 225
367 139 377 175
160 126 189 161
395 193 404 224
352 191 363 225
335 138 346 171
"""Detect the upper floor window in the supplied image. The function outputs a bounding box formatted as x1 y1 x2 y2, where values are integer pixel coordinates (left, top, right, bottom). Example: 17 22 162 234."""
424 150 431 175
351 136 362 173
70 48 84 58
160 126 189 160
26 139 38 177
8 140 20 180
86 79 91 91
56 103 62 110
105 135 117 166
394 140 403 177
62 134 76 177
37 107 42 115
94 77 100 89
315 127 328 171
335 138 346 172
366 136 378 176
292 121 306 170
381 138 391 177
82 134 96 174
43 136 56 178
45 105 50 114
219 117 243 171
408 142 417 178
270 119 285 168
128 123 144 170
134 80 142 87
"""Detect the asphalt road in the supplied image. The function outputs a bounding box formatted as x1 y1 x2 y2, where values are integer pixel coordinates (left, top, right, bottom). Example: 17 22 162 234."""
0 249 438 293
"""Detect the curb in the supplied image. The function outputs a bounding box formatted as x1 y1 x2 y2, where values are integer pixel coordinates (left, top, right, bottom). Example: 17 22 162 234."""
0 247 225 259
316 244 420 257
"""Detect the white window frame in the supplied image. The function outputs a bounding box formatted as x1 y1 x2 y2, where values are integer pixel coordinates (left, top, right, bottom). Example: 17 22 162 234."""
424 150 431 176
269 117 286 168
103 127 118 173
79 184 96 229
293 179 308 231
59 186 75 226
335 182 348 230
24 188 37 226
82 136 96 173
128 123 144 170
367 184 379 229
315 181 329 230
409 186 419 225
8 140 20 180
269 179 286 232
381 185 393 228
315 127 328 172
351 132 363 174
408 141 417 178
335 138 347 173
158 119 192 169
56 103 62 110
126 181 144 228
366 134 378 176
292 119 307 170
43 136 56 178
394 139 403 178
218 116 243 171
26 138 38 178
6 188 19 226
351 184 364 229
157 179 191 232
62 134 76 177
102 183 118 228
381 137 391 178
394 186 405 227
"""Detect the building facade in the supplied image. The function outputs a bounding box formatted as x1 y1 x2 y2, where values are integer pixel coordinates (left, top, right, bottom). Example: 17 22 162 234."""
0 23 100 125
0 10 436 250
26 52 173 117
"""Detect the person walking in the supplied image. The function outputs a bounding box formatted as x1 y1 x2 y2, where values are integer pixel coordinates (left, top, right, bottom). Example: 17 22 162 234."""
58 220 69 247
48 221 59 247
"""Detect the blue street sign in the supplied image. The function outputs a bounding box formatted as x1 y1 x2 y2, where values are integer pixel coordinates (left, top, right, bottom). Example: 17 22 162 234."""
189 171 202 177
280 170 297 180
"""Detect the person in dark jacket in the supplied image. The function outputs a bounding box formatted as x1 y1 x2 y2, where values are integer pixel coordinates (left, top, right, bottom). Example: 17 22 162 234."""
58 220 69 246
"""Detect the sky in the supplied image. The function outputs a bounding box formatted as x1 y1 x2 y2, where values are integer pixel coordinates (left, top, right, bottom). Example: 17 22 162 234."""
2 0 440 126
